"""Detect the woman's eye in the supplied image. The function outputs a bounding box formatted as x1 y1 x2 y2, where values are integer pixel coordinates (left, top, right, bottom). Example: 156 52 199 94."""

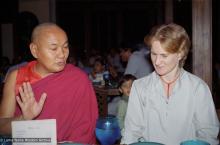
161 55 168 58
151 53 156 56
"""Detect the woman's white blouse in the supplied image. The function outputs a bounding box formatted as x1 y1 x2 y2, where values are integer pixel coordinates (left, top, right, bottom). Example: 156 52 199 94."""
121 69 219 145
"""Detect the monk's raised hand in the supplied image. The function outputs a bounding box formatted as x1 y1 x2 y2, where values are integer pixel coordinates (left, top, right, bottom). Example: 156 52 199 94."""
16 82 47 120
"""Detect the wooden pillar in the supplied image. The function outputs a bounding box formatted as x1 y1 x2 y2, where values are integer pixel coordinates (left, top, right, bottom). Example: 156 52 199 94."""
84 11 91 55
97 16 101 51
49 0 56 22
165 0 173 23
117 12 123 47
107 15 112 48
192 0 212 89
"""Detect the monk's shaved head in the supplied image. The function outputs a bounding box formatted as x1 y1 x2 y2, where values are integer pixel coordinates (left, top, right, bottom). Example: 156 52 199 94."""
29 22 69 76
31 23 66 43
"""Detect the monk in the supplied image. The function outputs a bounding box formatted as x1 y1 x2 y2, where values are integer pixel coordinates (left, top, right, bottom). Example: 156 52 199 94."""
0 23 98 144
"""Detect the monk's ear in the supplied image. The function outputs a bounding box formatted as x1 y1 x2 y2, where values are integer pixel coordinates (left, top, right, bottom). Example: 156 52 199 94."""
30 43 38 59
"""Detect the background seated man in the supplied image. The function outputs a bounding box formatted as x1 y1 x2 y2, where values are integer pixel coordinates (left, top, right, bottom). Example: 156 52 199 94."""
0 23 98 144
119 43 153 79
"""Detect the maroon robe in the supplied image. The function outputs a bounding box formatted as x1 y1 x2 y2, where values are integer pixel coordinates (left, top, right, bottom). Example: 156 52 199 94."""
15 63 98 144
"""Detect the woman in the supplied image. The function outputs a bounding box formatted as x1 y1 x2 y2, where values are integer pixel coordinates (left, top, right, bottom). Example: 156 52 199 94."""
121 23 219 145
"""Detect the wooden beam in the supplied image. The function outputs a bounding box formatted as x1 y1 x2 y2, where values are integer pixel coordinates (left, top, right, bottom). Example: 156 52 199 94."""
192 0 212 89
165 0 173 23
84 11 91 54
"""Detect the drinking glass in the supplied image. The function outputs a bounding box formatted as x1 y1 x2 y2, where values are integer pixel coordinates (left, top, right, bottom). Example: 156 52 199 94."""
103 72 110 87
95 115 121 145
180 139 210 145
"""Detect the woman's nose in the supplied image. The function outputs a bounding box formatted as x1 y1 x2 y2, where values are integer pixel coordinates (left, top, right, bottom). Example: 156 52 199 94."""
155 56 161 65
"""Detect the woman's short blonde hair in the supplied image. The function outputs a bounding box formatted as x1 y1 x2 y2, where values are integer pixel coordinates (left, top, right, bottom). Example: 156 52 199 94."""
144 23 191 67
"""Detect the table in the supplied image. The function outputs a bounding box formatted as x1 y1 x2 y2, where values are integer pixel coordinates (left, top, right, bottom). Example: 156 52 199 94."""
94 86 120 116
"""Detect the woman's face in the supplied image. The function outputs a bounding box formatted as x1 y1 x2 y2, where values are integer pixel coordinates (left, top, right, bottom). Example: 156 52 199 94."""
150 40 181 77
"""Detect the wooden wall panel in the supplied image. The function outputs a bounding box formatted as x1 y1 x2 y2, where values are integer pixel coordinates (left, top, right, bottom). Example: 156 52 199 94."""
192 0 212 89
165 0 173 23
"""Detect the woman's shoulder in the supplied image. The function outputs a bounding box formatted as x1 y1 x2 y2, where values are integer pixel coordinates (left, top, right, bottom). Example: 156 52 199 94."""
179 70 211 94
182 70 208 86
129 72 157 96
133 72 156 87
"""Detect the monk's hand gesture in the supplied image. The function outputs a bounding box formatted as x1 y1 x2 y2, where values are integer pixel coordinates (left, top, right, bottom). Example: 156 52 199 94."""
16 82 47 120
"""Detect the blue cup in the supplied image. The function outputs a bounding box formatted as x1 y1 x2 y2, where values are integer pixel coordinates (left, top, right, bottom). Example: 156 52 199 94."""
103 72 110 87
95 115 121 145
180 139 210 145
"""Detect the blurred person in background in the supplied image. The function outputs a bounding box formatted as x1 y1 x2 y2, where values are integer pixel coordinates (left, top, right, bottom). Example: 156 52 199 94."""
120 43 153 79
116 74 136 133
107 47 125 74
89 57 107 86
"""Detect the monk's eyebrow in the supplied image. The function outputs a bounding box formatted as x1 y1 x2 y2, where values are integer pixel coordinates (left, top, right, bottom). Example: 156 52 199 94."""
48 43 58 48
62 41 69 46
48 40 69 46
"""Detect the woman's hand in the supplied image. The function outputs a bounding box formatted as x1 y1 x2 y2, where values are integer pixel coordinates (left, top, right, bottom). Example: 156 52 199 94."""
16 82 47 120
